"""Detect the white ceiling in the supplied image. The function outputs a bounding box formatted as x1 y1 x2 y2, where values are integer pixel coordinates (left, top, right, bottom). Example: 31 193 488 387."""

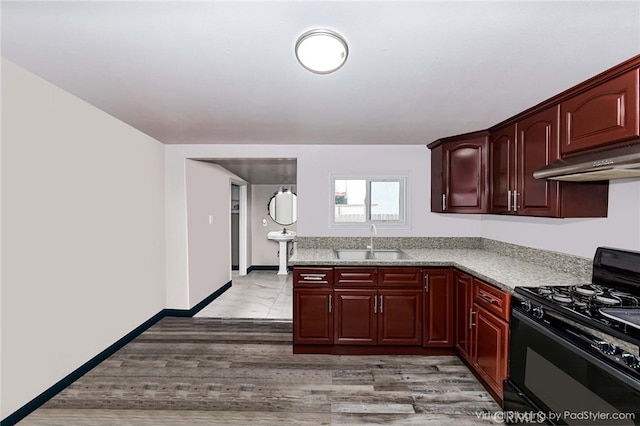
1 1 639 146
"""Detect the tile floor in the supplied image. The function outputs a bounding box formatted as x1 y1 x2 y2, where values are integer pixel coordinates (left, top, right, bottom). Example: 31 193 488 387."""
195 270 293 319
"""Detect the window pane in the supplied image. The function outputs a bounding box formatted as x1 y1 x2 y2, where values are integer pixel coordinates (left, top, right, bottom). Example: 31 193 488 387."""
334 179 366 222
370 181 400 221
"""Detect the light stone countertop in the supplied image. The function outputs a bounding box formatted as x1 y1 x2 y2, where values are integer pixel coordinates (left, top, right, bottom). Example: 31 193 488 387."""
289 248 589 294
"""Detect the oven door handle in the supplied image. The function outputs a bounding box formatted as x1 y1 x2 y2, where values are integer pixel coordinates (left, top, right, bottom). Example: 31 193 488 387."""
512 309 640 392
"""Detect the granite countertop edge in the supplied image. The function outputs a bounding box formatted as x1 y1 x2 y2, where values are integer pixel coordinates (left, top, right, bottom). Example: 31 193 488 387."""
289 248 587 294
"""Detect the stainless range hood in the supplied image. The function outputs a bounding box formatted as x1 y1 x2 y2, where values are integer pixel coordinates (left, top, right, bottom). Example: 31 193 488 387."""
533 142 640 182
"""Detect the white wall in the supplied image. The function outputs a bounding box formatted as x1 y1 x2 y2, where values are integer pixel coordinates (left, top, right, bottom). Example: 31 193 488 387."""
1 60 166 417
164 144 482 308
185 160 240 306
480 179 640 258
251 184 297 266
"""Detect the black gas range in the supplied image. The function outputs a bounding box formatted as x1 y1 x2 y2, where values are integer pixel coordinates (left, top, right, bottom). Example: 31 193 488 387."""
505 247 640 425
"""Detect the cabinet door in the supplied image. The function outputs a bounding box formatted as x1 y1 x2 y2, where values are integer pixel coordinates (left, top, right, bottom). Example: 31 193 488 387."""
293 289 334 345
561 69 639 154
334 289 377 345
430 144 444 213
423 269 454 347
473 304 509 397
516 107 560 216
378 290 422 346
443 137 488 213
455 271 474 361
489 125 516 214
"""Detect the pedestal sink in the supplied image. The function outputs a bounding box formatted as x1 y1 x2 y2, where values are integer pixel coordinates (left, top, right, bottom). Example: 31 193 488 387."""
267 230 297 275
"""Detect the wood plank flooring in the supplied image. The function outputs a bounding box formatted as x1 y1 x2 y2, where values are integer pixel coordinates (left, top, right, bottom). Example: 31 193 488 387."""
20 318 502 425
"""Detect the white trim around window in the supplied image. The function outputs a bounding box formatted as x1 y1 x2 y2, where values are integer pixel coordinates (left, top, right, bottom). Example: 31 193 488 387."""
329 171 411 230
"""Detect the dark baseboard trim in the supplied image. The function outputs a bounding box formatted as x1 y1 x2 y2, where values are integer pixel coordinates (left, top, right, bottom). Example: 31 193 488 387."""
231 265 239 271
1 280 232 426
247 265 279 273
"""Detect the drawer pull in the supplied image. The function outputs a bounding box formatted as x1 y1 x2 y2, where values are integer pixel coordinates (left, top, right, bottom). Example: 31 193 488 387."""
302 275 324 281
374 295 378 314
469 310 476 329
424 274 429 292
478 293 498 305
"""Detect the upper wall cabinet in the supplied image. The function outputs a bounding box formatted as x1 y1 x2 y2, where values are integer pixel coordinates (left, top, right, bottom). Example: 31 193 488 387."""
488 124 516 214
489 107 608 218
429 132 489 213
561 69 639 155
427 55 640 218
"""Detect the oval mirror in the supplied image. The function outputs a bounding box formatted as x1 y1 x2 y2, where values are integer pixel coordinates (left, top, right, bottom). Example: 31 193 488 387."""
268 189 297 226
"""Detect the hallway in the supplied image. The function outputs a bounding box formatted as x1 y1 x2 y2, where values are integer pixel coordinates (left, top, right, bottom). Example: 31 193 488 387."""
195 271 293 320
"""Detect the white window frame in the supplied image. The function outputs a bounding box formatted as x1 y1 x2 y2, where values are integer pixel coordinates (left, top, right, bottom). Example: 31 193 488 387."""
330 171 411 229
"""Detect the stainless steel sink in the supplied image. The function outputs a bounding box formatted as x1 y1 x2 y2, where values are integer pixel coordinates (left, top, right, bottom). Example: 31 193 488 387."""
333 248 411 260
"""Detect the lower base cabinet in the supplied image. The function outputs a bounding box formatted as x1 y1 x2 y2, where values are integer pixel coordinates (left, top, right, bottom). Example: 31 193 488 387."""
473 303 509 397
293 288 333 345
294 266 510 405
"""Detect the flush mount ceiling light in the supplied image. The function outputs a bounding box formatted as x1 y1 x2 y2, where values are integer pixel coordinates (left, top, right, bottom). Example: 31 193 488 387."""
295 29 348 74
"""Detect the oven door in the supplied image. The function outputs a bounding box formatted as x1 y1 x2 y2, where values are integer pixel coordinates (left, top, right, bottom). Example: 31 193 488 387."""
508 309 640 425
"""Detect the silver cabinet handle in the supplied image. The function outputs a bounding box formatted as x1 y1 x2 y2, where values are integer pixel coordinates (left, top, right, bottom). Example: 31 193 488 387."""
374 295 378 314
442 194 447 211
513 191 519 212
507 190 512 212
379 295 383 313
302 275 324 281
469 309 476 329
478 293 497 304
424 274 430 292
329 294 332 313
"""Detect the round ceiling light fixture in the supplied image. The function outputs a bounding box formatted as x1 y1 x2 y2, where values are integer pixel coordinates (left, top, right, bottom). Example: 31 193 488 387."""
295 29 348 74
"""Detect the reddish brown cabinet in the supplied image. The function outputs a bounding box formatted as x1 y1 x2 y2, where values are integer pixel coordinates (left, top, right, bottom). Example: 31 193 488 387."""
423 268 454 347
454 271 474 361
428 131 489 213
471 278 510 399
561 69 639 155
296 266 423 350
488 124 516 214
293 268 334 345
489 108 609 218
489 109 561 216
334 289 377 345
378 289 422 345
293 288 334 345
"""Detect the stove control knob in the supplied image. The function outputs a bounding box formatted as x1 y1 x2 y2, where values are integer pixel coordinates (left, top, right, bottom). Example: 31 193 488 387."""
532 306 544 319
622 353 640 369
596 341 618 355
520 300 532 312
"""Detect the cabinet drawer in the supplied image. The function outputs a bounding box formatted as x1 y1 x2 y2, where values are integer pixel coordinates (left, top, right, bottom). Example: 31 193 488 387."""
378 267 422 288
334 267 378 287
294 267 334 288
473 279 510 321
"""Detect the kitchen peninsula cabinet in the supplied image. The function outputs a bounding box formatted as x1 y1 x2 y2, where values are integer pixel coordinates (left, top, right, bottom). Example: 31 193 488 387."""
428 131 489 213
423 268 454 347
561 68 639 155
294 266 424 352
334 267 422 346
293 268 334 345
